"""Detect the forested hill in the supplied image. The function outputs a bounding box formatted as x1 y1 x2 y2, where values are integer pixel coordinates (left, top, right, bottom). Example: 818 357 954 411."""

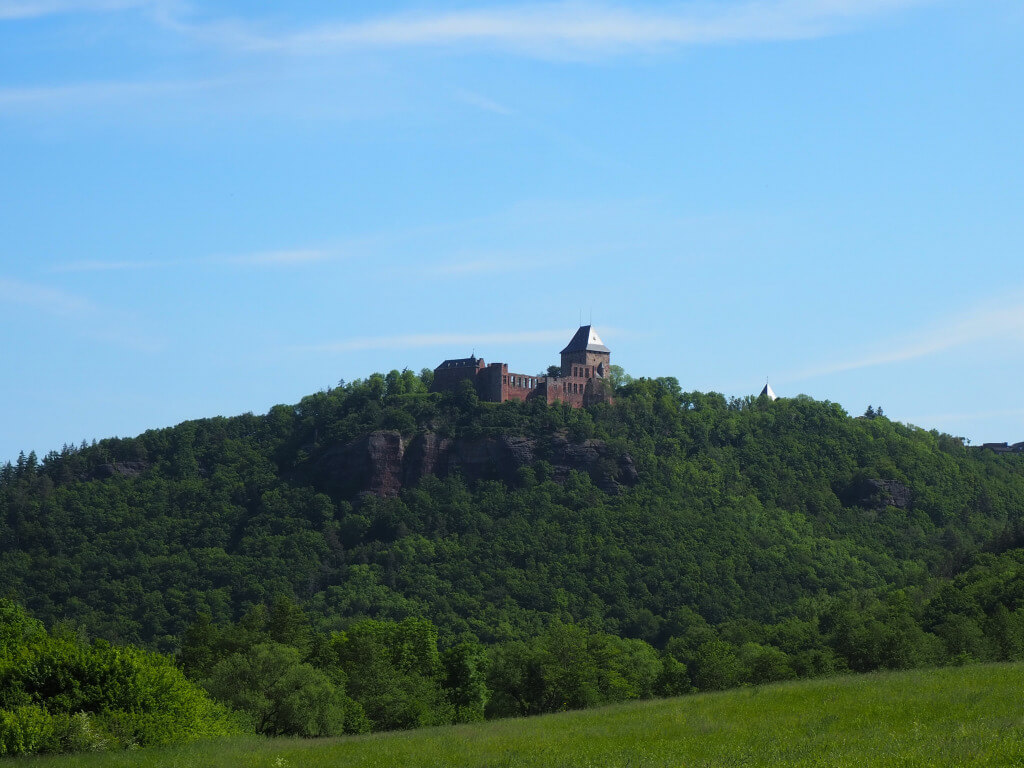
3 370 1024 662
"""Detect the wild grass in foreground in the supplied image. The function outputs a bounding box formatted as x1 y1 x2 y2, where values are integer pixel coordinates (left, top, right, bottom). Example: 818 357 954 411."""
9 663 1024 768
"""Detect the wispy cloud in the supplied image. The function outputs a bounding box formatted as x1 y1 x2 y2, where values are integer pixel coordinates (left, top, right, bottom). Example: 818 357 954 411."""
454 89 514 116
293 329 579 354
217 249 333 266
158 0 936 58
426 258 536 276
50 248 335 272
49 259 176 273
0 78 230 110
0 276 162 349
0 1 936 116
790 299 1024 381
0 277 96 316
0 0 146 21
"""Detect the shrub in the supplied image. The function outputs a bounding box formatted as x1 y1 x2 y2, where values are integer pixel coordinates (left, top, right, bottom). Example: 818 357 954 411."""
0 599 241 756
205 643 350 737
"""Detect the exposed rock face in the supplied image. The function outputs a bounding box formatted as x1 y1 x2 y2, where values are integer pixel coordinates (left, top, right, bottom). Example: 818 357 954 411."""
402 431 450 485
319 430 639 499
320 431 406 498
363 431 405 498
843 478 912 510
91 461 149 480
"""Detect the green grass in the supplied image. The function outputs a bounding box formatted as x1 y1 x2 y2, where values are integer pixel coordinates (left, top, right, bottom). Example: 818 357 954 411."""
10 664 1024 768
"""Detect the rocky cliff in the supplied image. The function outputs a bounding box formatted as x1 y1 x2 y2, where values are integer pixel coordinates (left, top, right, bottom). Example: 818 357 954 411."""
318 430 639 498
842 478 913 511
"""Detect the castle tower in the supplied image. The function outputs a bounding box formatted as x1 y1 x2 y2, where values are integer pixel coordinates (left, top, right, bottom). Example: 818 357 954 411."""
560 325 611 378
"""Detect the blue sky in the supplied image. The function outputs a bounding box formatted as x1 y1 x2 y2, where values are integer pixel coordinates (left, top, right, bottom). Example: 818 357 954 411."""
2 0 1023 461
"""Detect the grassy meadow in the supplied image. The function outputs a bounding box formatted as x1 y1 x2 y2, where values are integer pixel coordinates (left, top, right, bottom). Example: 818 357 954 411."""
9 663 1024 768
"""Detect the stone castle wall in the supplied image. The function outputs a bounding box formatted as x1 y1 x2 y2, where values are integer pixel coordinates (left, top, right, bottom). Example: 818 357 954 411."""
429 329 613 408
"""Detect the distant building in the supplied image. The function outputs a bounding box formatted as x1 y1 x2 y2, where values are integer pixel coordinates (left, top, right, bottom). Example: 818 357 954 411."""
430 325 614 408
980 442 1024 454
760 382 778 401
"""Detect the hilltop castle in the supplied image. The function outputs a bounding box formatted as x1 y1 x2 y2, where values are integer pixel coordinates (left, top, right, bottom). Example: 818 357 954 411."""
430 325 614 408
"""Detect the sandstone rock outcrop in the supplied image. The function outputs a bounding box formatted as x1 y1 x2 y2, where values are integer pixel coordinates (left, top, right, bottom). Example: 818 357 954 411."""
843 478 912 510
318 430 638 498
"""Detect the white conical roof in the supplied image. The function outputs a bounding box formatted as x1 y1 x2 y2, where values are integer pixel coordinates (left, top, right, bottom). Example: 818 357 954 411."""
760 382 777 401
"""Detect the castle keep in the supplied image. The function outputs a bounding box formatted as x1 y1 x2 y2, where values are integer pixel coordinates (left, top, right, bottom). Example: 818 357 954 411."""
430 325 614 408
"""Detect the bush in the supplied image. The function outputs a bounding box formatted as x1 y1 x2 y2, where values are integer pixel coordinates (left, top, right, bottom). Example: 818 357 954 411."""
0 706 59 756
205 643 350 737
0 599 241 756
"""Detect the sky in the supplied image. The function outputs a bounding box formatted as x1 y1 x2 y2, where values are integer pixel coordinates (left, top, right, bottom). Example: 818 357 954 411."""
1 0 1023 462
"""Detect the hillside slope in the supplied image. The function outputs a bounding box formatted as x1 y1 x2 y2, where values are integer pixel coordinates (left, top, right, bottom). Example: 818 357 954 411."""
2 373 1024 664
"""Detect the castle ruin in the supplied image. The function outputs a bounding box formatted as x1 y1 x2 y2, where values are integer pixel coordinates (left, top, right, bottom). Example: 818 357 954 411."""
430 325 614 408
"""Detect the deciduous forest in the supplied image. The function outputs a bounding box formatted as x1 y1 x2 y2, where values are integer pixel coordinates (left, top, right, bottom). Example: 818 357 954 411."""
4 371 1024 754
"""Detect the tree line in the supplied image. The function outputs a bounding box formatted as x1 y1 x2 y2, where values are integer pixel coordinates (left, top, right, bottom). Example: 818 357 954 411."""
6 545 1024 756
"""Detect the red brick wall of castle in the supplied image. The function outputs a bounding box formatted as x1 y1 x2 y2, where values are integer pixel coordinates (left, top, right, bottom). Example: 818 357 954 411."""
430 335 612 408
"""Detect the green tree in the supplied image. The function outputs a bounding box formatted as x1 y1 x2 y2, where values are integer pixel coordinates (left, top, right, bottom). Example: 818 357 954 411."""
691 641 742 691
205 643 349 737
607 364 633 391
329 619 452 731
443 642 489 722
0 599 239 756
